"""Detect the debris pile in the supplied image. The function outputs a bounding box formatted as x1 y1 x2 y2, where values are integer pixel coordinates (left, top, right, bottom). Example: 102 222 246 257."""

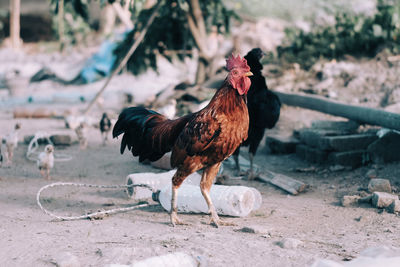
341 178 400 214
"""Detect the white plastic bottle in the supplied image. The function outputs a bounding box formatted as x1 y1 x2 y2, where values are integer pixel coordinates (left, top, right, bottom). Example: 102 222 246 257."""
125 170 203 200
154 184 262 217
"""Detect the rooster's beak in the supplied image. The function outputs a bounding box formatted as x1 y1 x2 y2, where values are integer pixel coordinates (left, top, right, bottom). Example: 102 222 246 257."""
244 71 253 77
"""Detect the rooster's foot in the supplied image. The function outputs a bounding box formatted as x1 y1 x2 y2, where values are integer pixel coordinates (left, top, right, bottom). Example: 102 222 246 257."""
208 214 236 228
170 212 189 227
245 170 259 181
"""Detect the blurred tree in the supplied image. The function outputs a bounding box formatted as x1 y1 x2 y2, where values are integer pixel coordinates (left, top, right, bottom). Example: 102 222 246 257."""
113 0 239 84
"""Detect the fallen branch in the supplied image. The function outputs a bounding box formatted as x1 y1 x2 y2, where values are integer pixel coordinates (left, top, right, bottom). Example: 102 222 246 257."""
258 171 307 195
83 0 163 115
273 90 400 131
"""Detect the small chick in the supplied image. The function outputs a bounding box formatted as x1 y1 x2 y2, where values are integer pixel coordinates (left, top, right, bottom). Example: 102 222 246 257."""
99 113 112 145
4 123 21 164
75 122 88 149
37 144 54 180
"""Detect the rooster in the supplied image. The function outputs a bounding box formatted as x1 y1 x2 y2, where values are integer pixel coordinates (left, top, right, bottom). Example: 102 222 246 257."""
99 113 112 145
4 123 21 164
113 55 253 227
233 48 281 179
37 144 54 180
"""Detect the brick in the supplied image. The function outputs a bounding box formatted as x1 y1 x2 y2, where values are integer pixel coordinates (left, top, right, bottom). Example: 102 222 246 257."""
266 135 299 154
318 134 377 152
296 144 328 164
368 131 400 163
371 192 399 208
368 179 392 193
328 150 369 168
311 120 359 132
297 128 357 148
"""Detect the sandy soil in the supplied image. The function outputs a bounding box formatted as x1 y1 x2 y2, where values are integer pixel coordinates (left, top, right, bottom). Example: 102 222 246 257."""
0 103 399 267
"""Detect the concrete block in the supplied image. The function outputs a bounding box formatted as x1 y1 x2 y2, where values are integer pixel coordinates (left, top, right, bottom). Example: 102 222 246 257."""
387 199 400 213
328 150 369 168
368 131 400 163
50 135 72 146
371 192 399 208
311 120 359 132
23 135 48 145
368 179 392 193
266 135 299 154
296 144 328 164
319 134 377 152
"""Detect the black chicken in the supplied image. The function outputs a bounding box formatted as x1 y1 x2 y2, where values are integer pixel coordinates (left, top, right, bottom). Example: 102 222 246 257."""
100 113 112 145
233 48 281 179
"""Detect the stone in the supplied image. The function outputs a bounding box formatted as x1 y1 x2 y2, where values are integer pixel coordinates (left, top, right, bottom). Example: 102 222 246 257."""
266 135 299 154
238 225 270 235
387 200 400 213
50 135 72 146
366 169 378 179
368 179 391 193
276 238 303 249
368 131 400 163
341 195 361 207
51 252 80 267
371 192 399 208
328 150 369 168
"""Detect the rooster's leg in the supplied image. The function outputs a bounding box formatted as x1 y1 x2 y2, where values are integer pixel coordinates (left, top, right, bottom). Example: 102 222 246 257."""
201 163 235 227
233 149 246 177
170 170 189 226
46 168 51 180
246 152 258 180
40 169 46 179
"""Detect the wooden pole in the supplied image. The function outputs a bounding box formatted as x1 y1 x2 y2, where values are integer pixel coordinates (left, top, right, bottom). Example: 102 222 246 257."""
273 91 400 131
10 0 21 49
58 0 65 52
83 0 162 115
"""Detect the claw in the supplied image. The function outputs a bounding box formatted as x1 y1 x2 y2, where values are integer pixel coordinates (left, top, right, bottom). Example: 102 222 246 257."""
170 211 189 227
208 217 236 228
245 170 259 181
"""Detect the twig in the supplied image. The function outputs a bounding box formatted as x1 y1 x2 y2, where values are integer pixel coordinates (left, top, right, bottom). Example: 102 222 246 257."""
83 0 163 115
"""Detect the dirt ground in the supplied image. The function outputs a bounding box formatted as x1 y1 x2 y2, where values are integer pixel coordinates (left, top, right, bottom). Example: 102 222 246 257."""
0 102 399 267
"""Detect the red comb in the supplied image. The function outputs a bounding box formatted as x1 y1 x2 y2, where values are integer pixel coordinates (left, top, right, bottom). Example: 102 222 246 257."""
226 54 250 71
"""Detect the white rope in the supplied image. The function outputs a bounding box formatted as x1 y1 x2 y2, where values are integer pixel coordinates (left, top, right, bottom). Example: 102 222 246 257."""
26 131 72 162
37 182 155 221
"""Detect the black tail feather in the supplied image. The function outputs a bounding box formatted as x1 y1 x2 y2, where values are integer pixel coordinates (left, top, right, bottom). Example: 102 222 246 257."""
113 106 192 162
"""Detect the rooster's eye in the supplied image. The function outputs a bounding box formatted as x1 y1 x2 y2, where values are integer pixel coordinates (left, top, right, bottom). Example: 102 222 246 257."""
233 70 238 75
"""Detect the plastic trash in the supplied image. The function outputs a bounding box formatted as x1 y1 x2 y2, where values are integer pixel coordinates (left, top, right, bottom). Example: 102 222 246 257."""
125 170 203 200
154 184 262 217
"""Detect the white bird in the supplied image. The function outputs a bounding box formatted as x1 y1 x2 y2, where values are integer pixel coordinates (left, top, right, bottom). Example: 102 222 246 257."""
4 123 21 164
37 144 54 180
75 122 88 149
